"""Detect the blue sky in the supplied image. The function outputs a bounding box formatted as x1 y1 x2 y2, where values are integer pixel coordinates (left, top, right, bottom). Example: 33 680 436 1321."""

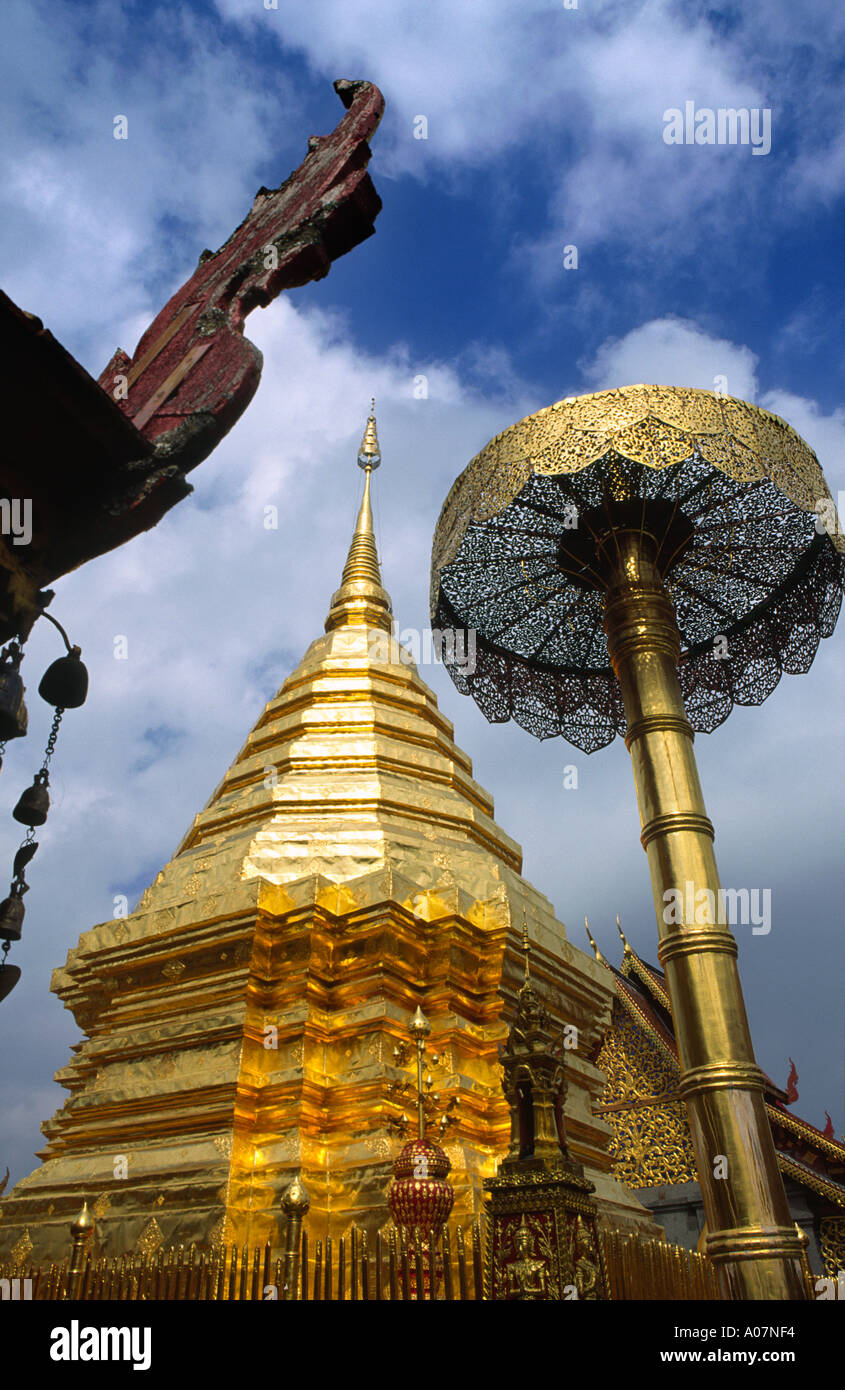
0 0 843 1185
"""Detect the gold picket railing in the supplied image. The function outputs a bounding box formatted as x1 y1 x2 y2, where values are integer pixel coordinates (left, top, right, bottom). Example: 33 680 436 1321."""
602 1229 722 1300
1 1221 724 1301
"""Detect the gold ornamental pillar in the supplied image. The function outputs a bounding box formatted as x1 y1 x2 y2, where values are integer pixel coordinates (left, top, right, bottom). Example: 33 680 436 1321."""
603 529 805 1300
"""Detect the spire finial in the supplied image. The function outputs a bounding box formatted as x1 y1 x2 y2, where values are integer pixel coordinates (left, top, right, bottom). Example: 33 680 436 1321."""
584 916 606 964
521 907 531 983
357 398 381 471
616 914 632 954
325 402 392 633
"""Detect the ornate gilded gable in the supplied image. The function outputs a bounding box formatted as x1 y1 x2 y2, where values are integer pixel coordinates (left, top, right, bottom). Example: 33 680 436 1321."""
595 1002 698 1188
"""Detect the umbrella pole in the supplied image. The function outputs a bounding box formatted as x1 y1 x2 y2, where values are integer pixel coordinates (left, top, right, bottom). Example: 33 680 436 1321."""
603 528 806 1300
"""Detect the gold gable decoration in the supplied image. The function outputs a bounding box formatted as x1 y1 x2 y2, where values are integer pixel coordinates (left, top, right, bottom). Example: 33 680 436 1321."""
595 1007 698 1188
819 1217 845 1281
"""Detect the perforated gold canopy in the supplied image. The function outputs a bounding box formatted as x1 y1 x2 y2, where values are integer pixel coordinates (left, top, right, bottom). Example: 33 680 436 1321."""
430 386 845 751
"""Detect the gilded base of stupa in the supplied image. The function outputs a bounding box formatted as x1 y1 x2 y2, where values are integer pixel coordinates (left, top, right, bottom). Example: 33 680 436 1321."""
0 866 658 1261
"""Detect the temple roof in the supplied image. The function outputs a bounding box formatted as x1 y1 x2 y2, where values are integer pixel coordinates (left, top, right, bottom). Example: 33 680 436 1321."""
588 927 845 1209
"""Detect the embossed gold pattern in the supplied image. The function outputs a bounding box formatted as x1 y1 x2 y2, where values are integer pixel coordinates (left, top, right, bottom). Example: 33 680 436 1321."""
595 1009 698 1187
819 1217 845 1281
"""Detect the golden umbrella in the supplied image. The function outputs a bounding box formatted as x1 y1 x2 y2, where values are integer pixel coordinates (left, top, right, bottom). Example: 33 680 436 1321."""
430 385 845 1300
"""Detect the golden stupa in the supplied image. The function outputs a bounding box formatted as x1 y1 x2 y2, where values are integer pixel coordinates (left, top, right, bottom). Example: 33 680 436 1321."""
0 407 658 1263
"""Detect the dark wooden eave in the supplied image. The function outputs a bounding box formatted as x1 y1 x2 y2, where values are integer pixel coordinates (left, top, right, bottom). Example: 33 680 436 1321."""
0 289 186 642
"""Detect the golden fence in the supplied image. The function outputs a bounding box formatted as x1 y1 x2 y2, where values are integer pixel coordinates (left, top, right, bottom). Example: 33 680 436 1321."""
0 1220 727 1301
602 1229 722 1300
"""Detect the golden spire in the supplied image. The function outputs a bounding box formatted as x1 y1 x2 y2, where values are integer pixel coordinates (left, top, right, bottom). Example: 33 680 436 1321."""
325 401 393 633
584 916 606 964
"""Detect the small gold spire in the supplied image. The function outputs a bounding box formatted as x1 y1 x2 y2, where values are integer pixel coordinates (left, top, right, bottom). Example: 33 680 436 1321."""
325 402 392 634
71 1199 95 1235
409 1005 431 1038
584 916 606 964
281 1175 310 1214
616 914 632 954
521 907 531 982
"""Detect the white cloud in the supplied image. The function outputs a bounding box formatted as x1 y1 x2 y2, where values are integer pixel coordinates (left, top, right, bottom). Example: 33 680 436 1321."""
214 0 845 249
0 0 299 365
579 315 759 399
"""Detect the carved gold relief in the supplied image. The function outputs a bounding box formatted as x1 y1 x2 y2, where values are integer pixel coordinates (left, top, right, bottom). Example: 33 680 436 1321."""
819 1216 845 1281
362 1136 392 1161
10 1230 33 1264
596 1007 698 1187
135 1217 163 1257
432 386 840 572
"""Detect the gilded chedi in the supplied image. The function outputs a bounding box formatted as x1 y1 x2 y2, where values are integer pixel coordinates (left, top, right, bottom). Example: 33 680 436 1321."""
0 408 657 1261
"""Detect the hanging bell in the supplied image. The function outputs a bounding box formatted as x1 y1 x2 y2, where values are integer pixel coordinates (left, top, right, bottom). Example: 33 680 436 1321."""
13 770 50 826
0 890 25 942
38 646 88 709
0 962 21 1002
0 653 27 742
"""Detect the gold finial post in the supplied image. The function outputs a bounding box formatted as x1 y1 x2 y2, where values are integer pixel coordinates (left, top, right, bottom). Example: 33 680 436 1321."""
66 1200 95 1299
409 1005 431 1140
521 908 531 983
281 1175 310 1301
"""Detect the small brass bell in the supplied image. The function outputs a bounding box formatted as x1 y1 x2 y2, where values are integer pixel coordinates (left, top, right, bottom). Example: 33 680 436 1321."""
0 656 27 742
0 891 25 942
38 646 88 709
13 771 50 826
